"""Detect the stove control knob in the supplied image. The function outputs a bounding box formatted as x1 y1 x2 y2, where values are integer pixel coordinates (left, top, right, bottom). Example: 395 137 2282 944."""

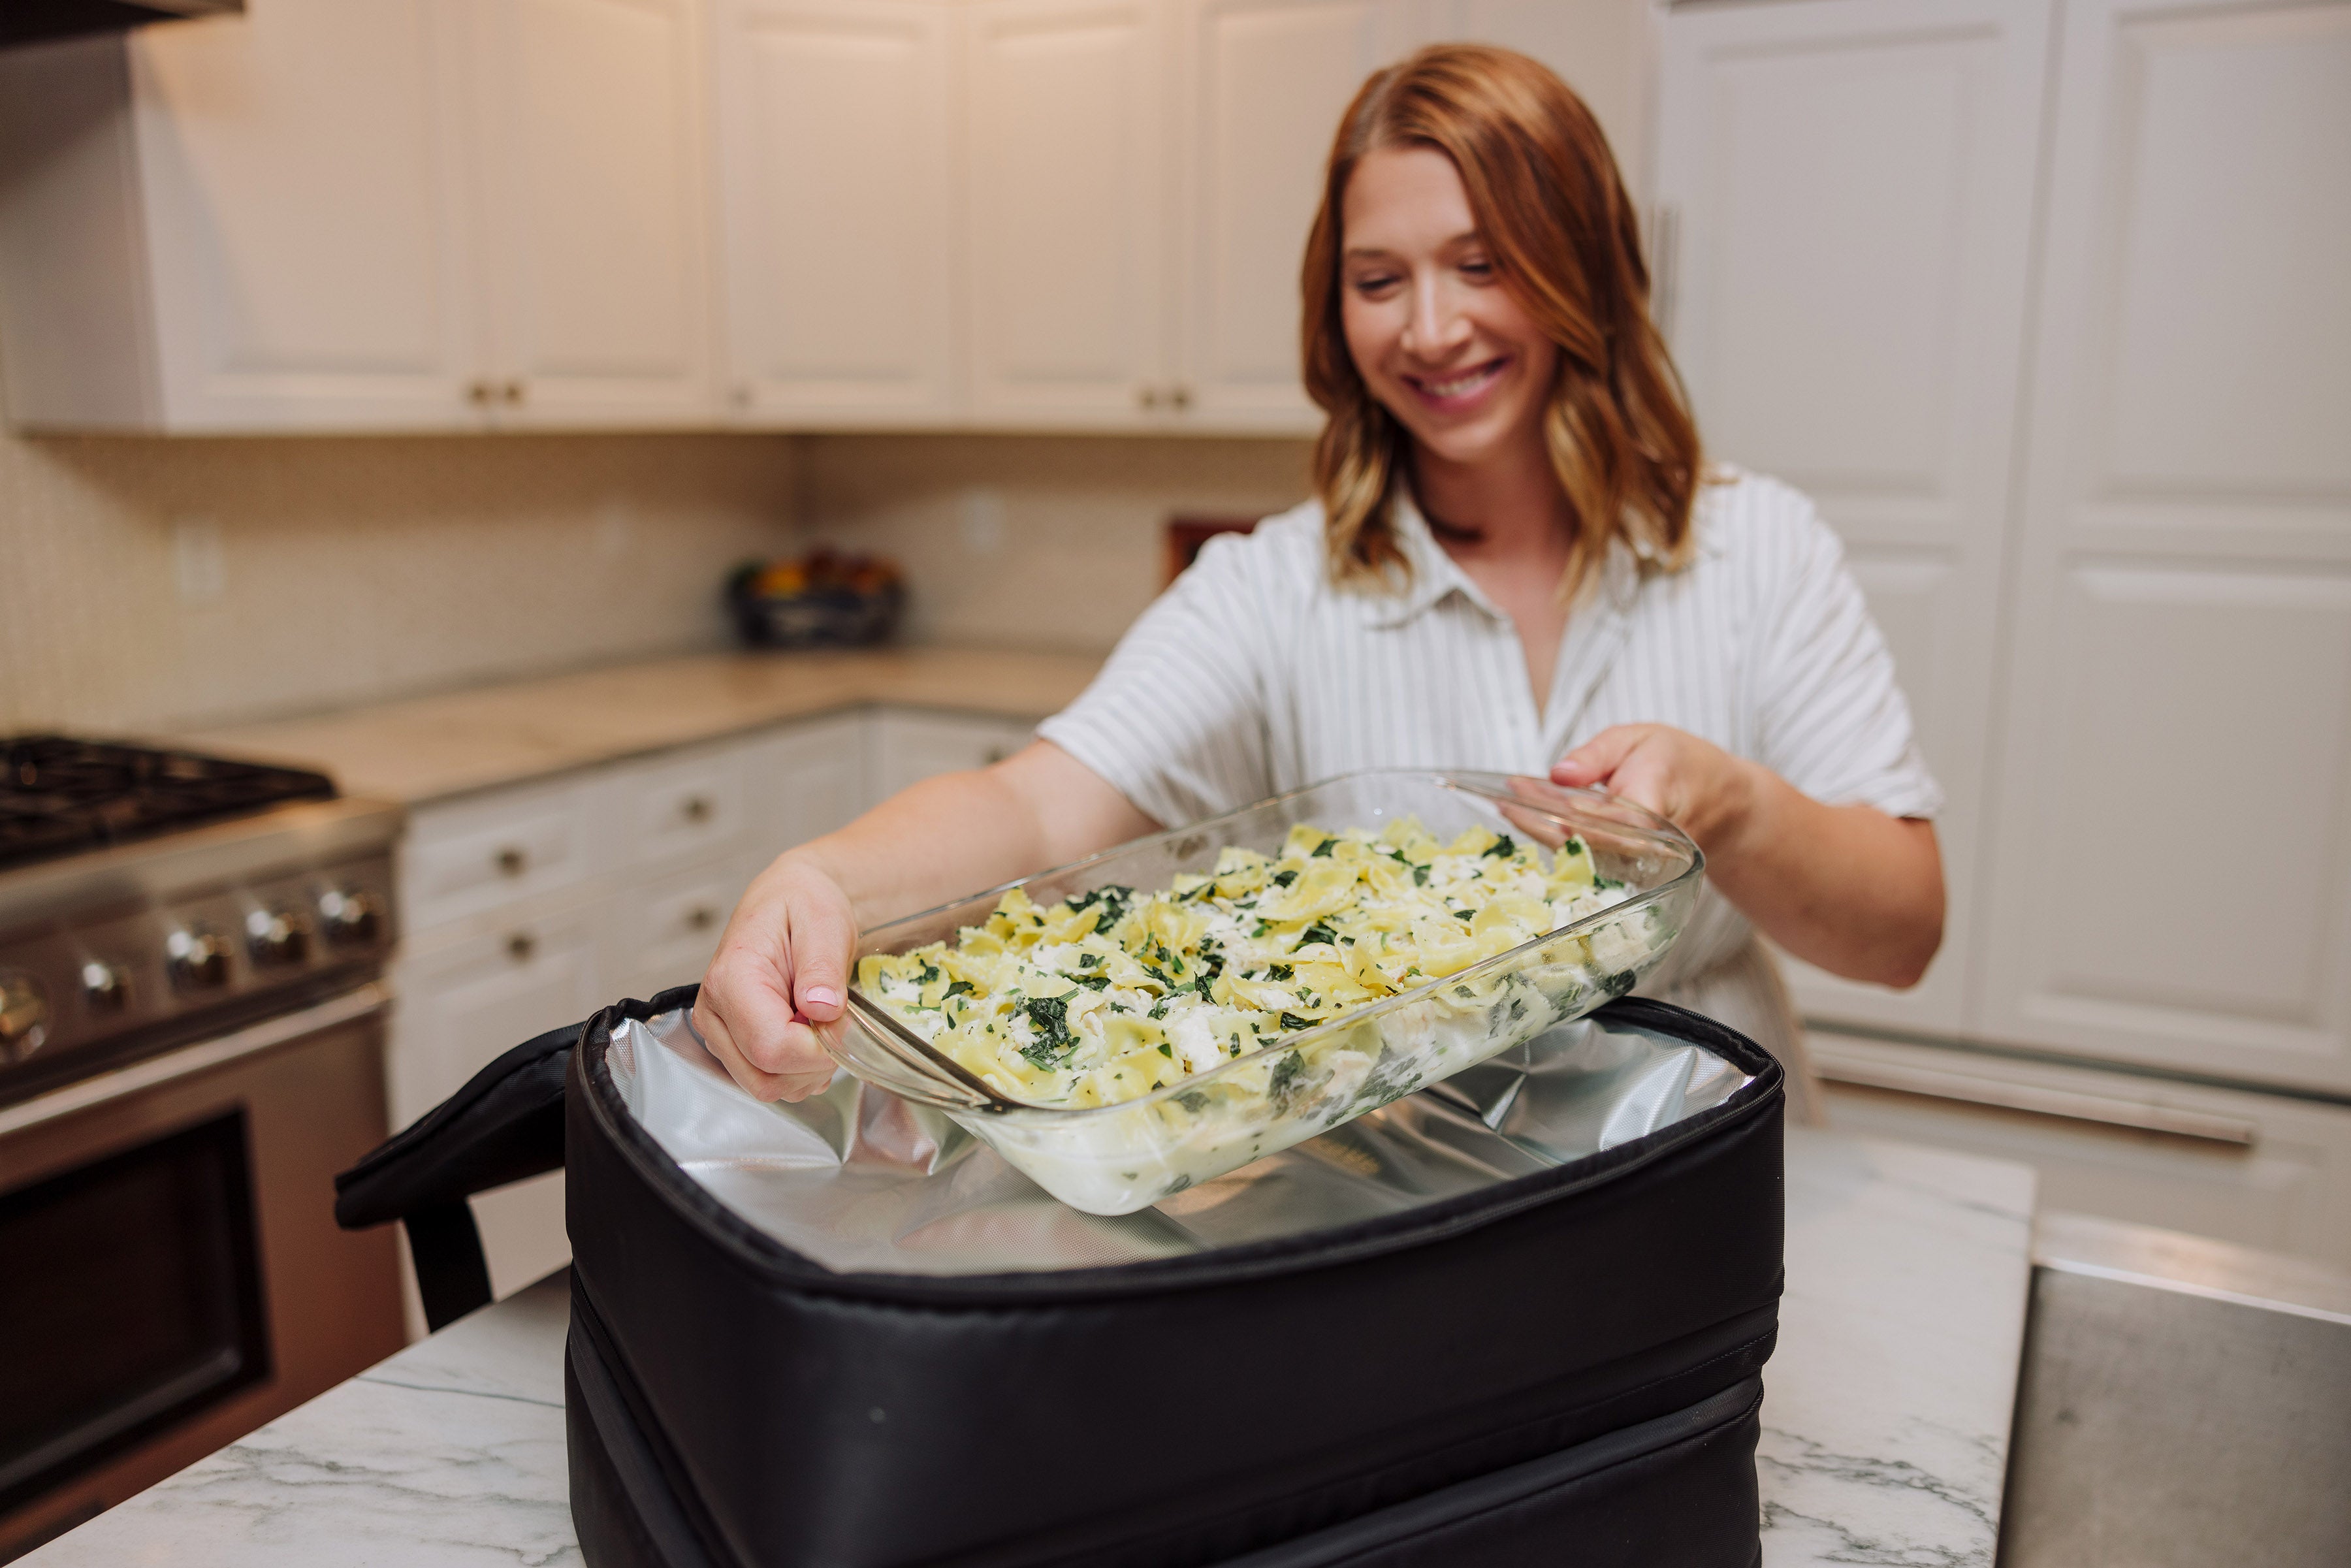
0 970 50 1061
80 959 130 1014
318 888 383 948
166 926 232 992
245 906 311 967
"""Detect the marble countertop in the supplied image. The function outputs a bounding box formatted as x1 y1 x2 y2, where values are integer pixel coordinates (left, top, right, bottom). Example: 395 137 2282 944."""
24 1128 2036 1568
174 645 1104 805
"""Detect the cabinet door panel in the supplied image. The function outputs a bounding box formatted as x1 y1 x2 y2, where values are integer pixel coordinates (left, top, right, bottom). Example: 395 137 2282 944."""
741 713 869 854
715 0 954 424
1654 0 2055 1034
387 910 603 1130
965 0 1168 424
128 0 480 428
475 0 717 423
1176 0 1413 430
1982 0 2351 1091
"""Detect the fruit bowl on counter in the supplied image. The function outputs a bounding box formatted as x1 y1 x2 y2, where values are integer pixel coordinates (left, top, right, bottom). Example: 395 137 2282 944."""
727 549 906 648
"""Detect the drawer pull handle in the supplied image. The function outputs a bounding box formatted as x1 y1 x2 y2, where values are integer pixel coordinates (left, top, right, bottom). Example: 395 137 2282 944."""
495 847 527 876
681 796 712 824
686 906 718 933
506 933 536 963
1816 1057 2260 1147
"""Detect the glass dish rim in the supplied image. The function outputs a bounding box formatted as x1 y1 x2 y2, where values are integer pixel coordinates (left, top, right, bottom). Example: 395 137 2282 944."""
833 768 1705 1121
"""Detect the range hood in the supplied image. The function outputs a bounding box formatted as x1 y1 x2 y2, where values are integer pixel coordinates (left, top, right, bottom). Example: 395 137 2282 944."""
3 1 240 50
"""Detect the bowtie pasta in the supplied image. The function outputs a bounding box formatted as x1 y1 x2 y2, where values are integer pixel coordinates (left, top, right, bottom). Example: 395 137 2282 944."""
856 816 1638 1110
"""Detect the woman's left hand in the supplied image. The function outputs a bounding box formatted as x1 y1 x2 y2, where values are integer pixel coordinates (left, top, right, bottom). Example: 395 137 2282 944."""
1550 724 1761 858
1551 723 1945 989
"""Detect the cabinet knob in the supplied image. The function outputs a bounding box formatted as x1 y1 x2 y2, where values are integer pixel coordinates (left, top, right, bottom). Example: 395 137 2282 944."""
1136 385 1161 410
687 906 718 933
730 385 753 409
466 379 494 406
681 795 712 824
495 846 528 877
1168 384 1194 411
506 932 536 963
501 380 526 405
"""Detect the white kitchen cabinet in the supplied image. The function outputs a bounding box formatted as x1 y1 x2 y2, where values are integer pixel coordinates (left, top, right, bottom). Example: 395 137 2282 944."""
1171 0 1414 429
0 0 716 432
1425 0 1656 195
388 907 607 1130
0 0 482 431
385 910 603 1306
712 0 957 424
963 0 1172 426
1653 0 2056 1038
466 0 719 425
607 854 755 1002
1976 0 2351 1095
741 712 869 857
869 709 1036 801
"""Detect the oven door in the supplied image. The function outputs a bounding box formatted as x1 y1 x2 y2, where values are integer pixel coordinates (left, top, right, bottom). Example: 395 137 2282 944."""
0 984 405 1559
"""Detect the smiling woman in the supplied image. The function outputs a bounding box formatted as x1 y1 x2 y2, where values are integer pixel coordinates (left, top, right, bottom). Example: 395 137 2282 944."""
694 45 1944 1127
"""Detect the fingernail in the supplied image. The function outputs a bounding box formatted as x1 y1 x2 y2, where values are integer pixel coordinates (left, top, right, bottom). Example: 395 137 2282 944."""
803 986 841 1009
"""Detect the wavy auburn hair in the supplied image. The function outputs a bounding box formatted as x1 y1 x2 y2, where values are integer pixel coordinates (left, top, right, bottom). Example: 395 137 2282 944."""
1302 44 1703 600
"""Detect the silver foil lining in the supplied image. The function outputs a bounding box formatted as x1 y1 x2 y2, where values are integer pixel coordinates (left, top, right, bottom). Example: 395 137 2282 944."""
610 1007 1753 1275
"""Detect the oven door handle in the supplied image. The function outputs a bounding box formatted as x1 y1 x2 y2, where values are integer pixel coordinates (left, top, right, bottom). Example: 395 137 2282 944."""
0 983 391 1138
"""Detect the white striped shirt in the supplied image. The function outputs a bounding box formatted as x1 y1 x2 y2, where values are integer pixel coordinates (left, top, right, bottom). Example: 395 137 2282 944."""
1039 470 1941 1104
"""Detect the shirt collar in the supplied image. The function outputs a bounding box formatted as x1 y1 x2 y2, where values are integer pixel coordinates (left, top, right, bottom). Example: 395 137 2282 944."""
1364 487 1645 630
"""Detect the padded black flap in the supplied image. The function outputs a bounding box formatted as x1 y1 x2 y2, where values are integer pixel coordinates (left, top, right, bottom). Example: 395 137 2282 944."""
332 1016 583 1231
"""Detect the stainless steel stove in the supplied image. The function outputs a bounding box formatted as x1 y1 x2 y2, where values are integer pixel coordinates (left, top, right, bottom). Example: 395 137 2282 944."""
0 737 408 1559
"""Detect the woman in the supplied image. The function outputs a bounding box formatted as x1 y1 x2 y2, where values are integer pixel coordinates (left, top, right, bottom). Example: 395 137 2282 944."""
695 44 1943 1121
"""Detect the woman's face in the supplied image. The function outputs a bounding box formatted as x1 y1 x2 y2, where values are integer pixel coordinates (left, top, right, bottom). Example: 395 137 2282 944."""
1339 144 1558 470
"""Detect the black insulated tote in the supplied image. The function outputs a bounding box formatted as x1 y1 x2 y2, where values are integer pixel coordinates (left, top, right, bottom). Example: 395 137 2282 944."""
338 987 1784 1568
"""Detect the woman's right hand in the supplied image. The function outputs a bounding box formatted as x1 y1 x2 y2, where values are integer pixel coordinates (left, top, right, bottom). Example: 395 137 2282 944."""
692 851 857 1102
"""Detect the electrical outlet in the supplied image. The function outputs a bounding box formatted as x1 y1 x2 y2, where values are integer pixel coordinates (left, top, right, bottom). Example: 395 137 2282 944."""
959 487 1006 556
172 516 226 603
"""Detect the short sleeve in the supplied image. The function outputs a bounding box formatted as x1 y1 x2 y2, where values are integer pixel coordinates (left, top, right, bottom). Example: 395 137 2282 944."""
1036 525 1290 827
1750 494 1944 819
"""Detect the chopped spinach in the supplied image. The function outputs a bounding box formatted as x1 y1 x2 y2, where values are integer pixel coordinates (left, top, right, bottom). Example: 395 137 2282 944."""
1074 973 1113 990
943 979 974 999
1017 995 1076 1068
1271 868 1299 888
1268 1049 1308 1110
1298 921 1338 947
917 962 940 985
1309 837 1335 857
1267 963 1294 981
1174 1090 1210 1113
1157 1042 1173 1057
1453 908 1474 921
1482 834 1516 859
1413 864 1430 886
1278 1011 1316 1032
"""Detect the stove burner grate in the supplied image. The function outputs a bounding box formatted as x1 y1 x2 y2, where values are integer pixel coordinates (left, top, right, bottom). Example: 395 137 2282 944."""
0 736 338 871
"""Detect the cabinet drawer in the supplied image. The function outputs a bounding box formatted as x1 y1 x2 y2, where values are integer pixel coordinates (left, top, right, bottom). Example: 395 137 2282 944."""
741 712 867 857
609 857 752 1002
869 709 1034 801
617 746 748 869
386 904 605 1130
401 778 600 934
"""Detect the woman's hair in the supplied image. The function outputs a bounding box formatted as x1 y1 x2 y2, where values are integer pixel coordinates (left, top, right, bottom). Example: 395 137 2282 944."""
1300 44 1703 600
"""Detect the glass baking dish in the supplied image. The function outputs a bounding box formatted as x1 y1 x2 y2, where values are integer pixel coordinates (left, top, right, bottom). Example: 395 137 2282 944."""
823 771 1703 1215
